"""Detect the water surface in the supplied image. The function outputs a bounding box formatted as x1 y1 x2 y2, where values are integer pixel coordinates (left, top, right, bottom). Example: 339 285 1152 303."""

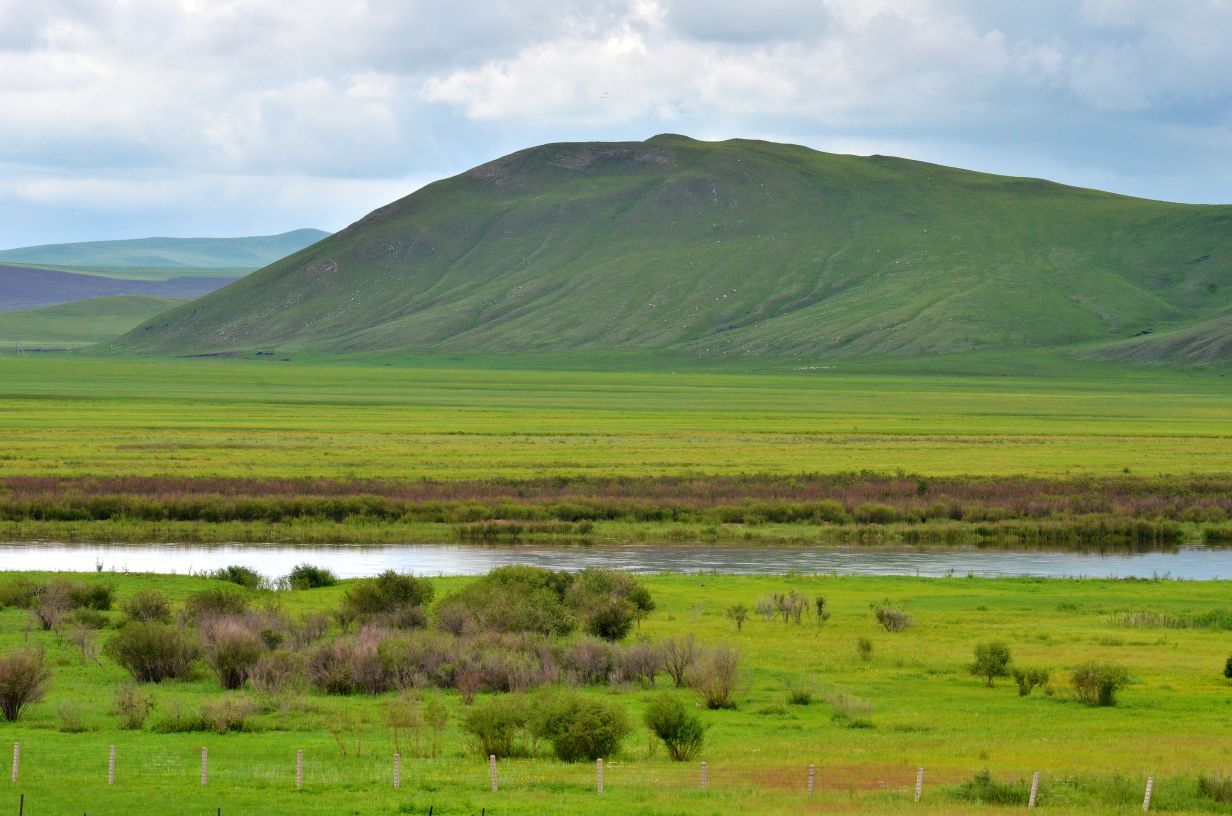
1 542 1229 580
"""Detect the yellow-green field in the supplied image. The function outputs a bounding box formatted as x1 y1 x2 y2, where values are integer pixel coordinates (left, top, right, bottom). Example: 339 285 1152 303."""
1 355 1230 479
2 571 1232 815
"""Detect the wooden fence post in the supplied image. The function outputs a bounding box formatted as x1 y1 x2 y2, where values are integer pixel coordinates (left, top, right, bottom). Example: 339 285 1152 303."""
1029 771 1040 808
1143 776 1154 812
807 764 815 796
597 758 604 795
393 752 401 790
200 747 208 786
11 742 18 783
700 761 708 791
108 745 116 786
914 767 924 802
489 755 498 792
295 749 303 789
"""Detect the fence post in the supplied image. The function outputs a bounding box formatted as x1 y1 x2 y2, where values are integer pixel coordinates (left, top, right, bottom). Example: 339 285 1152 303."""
201 747 208 786
393 752 401 790
1143 776 1154 812
808 764 815 796
295 749 303 789
597 758 604 795
11 742 18 783
489 754 498 793
701 761 708 791
914 767 924 802
1029 771 1040 808
108 745 116 786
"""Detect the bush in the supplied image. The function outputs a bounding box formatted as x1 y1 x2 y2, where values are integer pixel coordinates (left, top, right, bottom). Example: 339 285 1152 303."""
661 634 698 687
724 604 749 631
643 694 705 761
1224 656 1232 681
200 617 264 690
461 695 532 758
66 581 114 611
151 701 208 733
1071 662 1130 707
111 684 156 729
0 650 51 721
122 590 173 623
249 650 307 695
785 676 814 705
956 770 1030 806
1199 774 1232 804
200 696 258 733
186 587 249 619
856 636 874 662
56 701 95 733
341 571 434 625
1013 666 1050 697
531 693 631 762
286 563 338 590
209 565 264 590
688 646 740 710
307 634 388 695
873 604 914 632
566 569 654 642
970 641 1012 687
436 566 574 637
104 622 197 683
617 641 662 686
826 690 874 728
563 637 616 685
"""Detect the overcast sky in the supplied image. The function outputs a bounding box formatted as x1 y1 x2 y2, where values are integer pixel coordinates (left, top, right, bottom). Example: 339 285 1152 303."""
2 0 1230 247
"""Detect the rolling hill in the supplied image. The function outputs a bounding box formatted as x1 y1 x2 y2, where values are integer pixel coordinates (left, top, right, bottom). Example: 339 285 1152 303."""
0 296 184 348
0 265 234 313
113 136 1232 361
0 229 329 270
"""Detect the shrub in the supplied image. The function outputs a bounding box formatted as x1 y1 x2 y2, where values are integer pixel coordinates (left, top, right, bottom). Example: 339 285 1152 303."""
566 569 654 641
56 701 94 733
956 770 1030 806
661 634 698 687
873 604 914 632
200 696 258 733
286 563 338 590
341 571 434 625
66 581 114 611
104 622 197 683
1224 656 1232 681
724 604 749 631
122 590 173 623
186 587 249 619
307 634 388 695
643 694 705 761
688 646 740 710
67 608 109 630
249 650 307 695
970 641 1013 687
460 695 532 758
1071 662 1130 707
827 690 874 728
111 684 156 729
1199 774 1232 804
856 636 874 662
0 649 51 722
209 565 264 590
1013 666 1050 697
785 676 814 705
531 692 631 762
436 566 574 637
199 617 264 690
563 637 616 685
618 641 662 686
151 701 208 733
0 578 38 609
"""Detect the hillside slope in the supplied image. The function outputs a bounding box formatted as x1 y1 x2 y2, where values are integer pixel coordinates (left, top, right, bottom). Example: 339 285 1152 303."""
0 229 328 269
114 136 1232 359
0 265 233 312
0 296 183 348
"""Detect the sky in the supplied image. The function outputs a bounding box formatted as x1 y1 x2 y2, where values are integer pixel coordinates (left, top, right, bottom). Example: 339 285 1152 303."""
1 0 1230 247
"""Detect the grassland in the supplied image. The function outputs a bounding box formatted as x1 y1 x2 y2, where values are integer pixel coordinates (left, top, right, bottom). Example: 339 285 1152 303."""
0 296 184 349
2 570 1232 815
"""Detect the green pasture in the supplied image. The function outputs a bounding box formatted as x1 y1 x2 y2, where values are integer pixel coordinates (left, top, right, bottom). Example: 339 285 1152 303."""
2 571 1232 815
1 355 1230 480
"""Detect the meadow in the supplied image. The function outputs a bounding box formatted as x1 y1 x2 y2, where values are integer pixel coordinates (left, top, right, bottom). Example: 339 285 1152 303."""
2 569 1232 815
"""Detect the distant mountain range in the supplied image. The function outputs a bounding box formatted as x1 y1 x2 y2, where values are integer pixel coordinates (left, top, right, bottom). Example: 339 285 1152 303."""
103 136 1231 362
0 229 329 269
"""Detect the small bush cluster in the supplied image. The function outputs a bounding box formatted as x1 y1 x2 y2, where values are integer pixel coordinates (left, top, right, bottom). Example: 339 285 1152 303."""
1071 662 1130 707
644 694 705 761
873 604 914 632
104 623 198 683
0 649 51 722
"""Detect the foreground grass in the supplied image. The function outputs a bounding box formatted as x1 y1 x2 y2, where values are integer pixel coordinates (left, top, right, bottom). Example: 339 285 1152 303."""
3 571 1232 814
1 355 1230 480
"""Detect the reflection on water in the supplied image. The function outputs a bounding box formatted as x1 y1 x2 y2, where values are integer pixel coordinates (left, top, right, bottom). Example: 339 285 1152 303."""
1 542 1230 580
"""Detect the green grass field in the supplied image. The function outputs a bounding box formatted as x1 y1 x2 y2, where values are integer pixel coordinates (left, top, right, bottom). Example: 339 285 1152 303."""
1 355 1230 480
2 571 1232 815
0 296 185 349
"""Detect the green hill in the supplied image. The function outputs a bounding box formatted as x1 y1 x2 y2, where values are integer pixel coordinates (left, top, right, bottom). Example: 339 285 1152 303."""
0 229 328 270
113 136 1232 360
0 296 184 348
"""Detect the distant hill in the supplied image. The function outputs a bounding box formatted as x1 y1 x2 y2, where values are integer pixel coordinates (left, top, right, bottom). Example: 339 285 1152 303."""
0 296 184 348
0 265 234 313
0 229 328 269
112 136 1232 361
